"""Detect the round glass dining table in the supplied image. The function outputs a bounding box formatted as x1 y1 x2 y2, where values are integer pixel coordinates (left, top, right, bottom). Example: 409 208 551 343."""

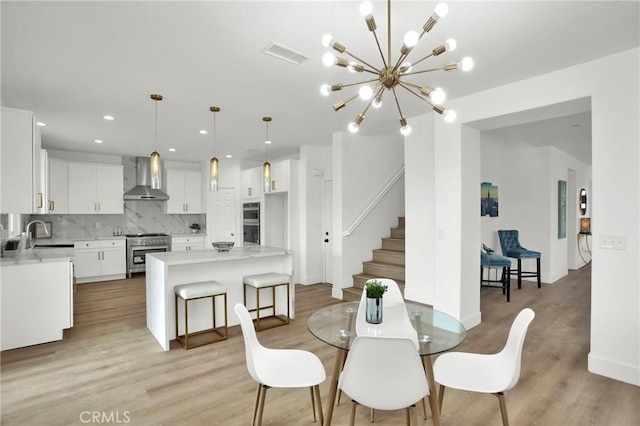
307 301 466 426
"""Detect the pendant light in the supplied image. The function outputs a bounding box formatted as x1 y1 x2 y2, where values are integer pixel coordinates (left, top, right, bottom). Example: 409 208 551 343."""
209 106 220 191
150 94 163 190
262 116 272 194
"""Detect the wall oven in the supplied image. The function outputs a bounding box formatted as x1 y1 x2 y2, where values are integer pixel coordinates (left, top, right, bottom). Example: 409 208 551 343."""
126 233 171 277
243 202 260 245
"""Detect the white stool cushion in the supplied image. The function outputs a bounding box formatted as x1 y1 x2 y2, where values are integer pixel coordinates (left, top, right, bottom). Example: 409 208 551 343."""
175 281 227 300
243 272 290 288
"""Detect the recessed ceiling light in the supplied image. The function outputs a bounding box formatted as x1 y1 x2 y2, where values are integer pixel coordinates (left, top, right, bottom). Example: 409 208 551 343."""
103 115 115 121
199 130 208 135
94 139 103 144
169 148 176 152
36 121 47 127
226 154 233 158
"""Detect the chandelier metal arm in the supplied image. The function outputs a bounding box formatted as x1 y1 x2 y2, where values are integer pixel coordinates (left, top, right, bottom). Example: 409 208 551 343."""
391 87 406 119
398 82 446 115
332 78 380 91
371 30 389 70
398 81 434 104
342 49 383 74
401 66 449 77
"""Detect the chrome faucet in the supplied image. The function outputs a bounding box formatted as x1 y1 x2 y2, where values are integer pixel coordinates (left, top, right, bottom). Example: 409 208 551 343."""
25 220 50 249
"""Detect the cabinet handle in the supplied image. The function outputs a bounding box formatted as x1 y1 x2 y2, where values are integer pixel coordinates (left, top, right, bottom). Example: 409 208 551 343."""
185 203 188 212
49 200 54 211
271 180 276 191
38 193 43 208
248 187 252 197
97 202 100 212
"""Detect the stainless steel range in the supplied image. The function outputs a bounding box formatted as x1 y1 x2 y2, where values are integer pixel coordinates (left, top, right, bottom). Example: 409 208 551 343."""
126 233 171 277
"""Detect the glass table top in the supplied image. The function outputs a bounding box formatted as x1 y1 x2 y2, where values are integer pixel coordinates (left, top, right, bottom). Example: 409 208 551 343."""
307 301 466 356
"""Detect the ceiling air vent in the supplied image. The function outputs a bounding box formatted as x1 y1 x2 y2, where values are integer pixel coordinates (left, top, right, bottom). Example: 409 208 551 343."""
262 42 309 66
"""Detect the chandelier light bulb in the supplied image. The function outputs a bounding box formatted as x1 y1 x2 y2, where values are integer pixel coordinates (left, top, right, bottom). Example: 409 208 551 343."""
400 124 412 136
445 38 457 52
320 84 331 96
459 57 474 71
321 34 334 48
348 122 360 133
348 61 358 73
358 85 373 100
372 94 383 109
430 87 446 104
400 62 413 73
443 110 457 123
403 31 419 48
434 2 449 19
359 1 374 18
322 52 337 67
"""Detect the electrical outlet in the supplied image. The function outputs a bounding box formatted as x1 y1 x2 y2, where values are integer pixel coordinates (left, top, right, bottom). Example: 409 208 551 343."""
599 235 626 250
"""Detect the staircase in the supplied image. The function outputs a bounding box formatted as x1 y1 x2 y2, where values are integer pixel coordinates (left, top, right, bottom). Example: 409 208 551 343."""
342 217 405 301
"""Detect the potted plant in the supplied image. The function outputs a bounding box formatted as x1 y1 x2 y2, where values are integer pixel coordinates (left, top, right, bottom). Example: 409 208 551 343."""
190 223 201 234
364 279 388 324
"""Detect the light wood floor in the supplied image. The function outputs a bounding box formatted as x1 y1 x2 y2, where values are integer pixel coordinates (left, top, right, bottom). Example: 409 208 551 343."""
1 267 639 425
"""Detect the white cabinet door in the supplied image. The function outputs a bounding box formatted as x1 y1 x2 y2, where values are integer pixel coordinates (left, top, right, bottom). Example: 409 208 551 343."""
0 107 40 213
48 158 69 213
68 163 98 213
74 247 102 279
270 160 289 193
171 243 190 252
166 169 202 213
183 171 203 213
242 167 262 199
36 149 48 214
96 165 124 213
101 245 126 276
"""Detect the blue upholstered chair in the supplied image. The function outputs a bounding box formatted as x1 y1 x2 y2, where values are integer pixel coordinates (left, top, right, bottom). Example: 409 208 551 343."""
498 230 541 290
481 252 512 302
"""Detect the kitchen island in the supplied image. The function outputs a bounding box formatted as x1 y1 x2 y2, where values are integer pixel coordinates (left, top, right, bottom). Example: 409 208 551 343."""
1 248 75 351
146 245 293 351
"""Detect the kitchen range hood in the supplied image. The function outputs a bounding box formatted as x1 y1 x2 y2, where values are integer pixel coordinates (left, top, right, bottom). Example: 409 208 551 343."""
123 157 169 201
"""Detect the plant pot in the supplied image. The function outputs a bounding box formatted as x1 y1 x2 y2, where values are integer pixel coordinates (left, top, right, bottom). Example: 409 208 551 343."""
191 229 198 234
365 296 383 324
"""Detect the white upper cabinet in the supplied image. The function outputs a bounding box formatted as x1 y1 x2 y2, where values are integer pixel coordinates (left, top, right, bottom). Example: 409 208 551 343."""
166 169 203 214
68 163 124 214
242 166 262 199
48 158 69 214
0 107 42 213
269 160 290 193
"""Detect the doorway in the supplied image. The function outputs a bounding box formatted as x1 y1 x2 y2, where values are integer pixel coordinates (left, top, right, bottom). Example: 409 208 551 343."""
323 180 333 284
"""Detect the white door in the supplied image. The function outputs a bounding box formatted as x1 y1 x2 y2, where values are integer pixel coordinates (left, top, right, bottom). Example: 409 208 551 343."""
323 180 333 284
211 189 237 243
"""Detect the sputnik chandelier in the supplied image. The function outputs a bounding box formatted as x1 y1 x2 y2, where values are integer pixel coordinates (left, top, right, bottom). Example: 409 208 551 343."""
320 1 473 135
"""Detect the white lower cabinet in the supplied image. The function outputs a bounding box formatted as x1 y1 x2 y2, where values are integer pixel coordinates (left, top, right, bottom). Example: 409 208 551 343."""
171 235 205 252
74 239 126 283
1 259 73 350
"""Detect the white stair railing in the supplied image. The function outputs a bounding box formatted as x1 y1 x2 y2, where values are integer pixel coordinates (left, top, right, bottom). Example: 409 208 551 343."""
343 166 405 237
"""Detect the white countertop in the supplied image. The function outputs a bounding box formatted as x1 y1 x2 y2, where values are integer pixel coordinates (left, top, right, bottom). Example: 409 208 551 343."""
148 245 289 266
1 248 75 266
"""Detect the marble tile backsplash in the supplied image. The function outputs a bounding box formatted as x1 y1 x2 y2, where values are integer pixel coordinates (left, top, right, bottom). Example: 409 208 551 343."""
27 204 205 243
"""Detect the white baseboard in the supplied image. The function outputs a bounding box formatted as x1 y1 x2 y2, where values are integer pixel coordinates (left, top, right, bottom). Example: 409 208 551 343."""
588 352 640 386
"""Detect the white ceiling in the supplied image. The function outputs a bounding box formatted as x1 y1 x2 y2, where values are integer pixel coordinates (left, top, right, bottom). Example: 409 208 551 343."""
2 1 638 165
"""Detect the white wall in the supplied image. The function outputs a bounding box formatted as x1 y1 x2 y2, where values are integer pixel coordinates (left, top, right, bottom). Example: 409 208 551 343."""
332 130 405 298
405 48 640 386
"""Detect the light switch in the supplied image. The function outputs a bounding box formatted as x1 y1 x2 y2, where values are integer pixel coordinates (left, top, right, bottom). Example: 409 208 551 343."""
599 235 627 250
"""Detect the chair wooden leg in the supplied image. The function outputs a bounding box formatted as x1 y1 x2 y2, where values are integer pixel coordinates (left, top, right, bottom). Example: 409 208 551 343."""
496 392 510 426
310 387 316 422
370 408 375 423
349 401 357 426
412 404 419 426
438 384 445 411
256 385 268 426
337 389 342 406
251 383 262 426
314 385 324 425
405 406 411 425
422 397 427 420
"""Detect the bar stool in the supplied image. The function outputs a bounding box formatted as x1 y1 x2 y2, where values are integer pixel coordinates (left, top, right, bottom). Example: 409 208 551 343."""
243 272 290 331
174 281 228 349
481 252 512 302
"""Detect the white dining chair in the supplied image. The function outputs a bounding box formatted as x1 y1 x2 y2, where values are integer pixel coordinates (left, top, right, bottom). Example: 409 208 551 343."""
433 308 535 426
338 335 429 425
234 303 326 426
